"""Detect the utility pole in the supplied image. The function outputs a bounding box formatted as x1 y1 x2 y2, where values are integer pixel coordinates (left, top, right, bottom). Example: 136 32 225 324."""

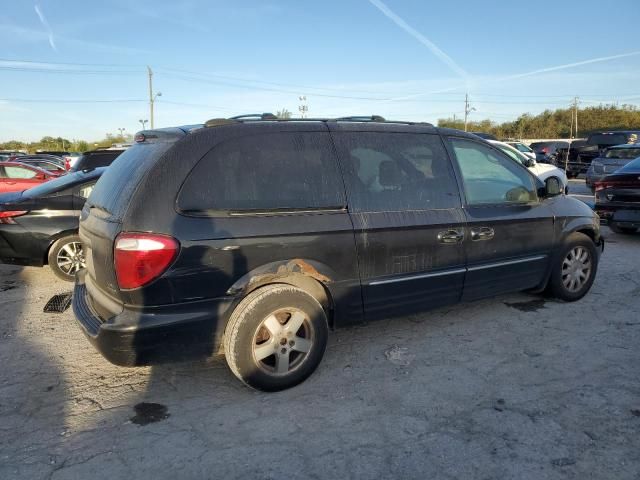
147 66 162 129
573 96 579 138
298 95 308 118
464 93 476 132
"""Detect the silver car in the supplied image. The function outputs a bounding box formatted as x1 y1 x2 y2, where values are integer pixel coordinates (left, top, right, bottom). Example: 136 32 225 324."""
586 144 640 190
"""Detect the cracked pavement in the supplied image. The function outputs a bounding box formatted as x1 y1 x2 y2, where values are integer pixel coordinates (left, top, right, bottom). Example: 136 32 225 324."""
1 207 639 478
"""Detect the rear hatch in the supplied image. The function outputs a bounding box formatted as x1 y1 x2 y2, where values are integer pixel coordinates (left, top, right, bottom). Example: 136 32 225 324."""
79 131 185 307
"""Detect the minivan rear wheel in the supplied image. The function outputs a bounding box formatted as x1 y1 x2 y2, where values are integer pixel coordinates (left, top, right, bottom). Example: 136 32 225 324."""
223 284 328 391
547 232 598 301
48 234 85 282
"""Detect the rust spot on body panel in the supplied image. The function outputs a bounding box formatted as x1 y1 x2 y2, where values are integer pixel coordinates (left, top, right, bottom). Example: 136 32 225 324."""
276 259 331 283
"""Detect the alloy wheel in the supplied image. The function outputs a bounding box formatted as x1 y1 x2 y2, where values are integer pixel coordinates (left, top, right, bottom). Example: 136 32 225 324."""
56 242 85 276
252 308 314 375
561 246 592 292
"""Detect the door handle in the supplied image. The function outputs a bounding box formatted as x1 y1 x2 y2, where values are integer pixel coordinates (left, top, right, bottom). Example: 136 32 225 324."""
470 227 495 241
437 229 464 244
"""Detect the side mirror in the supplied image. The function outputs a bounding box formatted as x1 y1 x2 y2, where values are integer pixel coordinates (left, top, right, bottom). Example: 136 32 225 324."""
524 158 535 168
544 177 562 197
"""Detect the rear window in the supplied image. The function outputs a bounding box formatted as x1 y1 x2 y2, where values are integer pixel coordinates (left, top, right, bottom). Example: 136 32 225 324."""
88 143 173 217
75 151 123 170
178 132 345 213
588 133 632 146
605 148 640 159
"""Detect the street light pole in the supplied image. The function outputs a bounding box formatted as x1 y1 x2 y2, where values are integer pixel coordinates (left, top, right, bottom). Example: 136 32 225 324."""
139 119 148 130
117 127 126 139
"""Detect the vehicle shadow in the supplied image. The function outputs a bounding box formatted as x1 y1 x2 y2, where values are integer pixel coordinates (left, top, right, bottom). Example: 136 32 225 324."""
0 265 71 479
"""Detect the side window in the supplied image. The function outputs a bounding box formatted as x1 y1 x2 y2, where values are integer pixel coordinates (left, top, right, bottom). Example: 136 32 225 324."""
450 138 537 205
178 132 345 213
333 132 461 212
5 166 37 179
78 182 96 199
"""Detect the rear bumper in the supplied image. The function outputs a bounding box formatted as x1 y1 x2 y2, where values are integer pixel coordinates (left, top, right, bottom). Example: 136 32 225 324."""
596 206 640 228
72 270 235 366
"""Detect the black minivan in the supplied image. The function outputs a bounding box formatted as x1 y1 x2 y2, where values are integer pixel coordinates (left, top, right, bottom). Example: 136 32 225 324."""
73 116 603 391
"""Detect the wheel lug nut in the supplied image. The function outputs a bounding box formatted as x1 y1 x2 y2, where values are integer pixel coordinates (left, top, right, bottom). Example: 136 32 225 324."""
281 348 287 354
289 340 295 347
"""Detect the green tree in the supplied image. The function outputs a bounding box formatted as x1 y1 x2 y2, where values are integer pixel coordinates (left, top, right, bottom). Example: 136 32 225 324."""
276 109 292 119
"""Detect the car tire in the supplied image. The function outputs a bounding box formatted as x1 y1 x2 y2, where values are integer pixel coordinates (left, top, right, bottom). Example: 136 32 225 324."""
223 284 329 392
547 232 598 302
47 234 85 282
608 223 638 235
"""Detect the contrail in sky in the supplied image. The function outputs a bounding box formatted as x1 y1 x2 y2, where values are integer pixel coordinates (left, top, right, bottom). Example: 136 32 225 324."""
34 4 57 52
504 51 640 81
390 51 640 101
368 0 469 81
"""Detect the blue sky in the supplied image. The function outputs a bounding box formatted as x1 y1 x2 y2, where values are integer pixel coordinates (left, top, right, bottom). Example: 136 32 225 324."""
1 0 639 141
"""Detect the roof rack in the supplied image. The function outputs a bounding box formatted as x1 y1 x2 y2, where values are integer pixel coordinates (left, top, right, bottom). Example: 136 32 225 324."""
334 115 386 122
230 113 278 121
203 114 433 128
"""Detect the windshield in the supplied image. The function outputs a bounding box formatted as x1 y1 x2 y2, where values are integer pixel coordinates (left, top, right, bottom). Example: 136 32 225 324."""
588 133 630 146
23 169 101 197
604 147 640 159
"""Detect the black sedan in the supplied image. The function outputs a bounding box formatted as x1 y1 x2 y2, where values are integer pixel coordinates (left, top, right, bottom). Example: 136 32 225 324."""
594 157 640 234
0 168 104 281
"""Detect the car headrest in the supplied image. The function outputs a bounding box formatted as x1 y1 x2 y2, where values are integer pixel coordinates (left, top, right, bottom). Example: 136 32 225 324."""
378 160 402 187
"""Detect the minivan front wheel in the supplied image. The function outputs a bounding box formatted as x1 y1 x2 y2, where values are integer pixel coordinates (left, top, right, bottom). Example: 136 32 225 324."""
547 232 598 301
224 284 328 391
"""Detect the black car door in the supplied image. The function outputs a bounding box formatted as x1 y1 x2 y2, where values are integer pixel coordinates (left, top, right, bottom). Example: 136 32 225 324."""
330 125 466 320
445 136 555 301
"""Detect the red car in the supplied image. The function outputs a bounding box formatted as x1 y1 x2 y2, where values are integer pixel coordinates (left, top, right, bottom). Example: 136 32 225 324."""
0 162 55 193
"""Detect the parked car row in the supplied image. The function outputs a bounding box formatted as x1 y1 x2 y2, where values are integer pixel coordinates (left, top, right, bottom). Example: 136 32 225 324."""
0 147 125 279
473 131 640 181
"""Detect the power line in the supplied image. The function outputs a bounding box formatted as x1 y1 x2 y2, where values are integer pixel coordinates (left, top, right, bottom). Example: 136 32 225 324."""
1 58 639 105
0 98 146 103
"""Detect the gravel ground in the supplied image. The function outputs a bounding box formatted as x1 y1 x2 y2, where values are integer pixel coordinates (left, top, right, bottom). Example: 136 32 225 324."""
1 182 639 479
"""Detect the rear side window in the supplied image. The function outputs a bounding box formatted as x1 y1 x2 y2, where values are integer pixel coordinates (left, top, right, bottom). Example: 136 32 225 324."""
332 132 461 212
4 166 37 179
178 132 345 213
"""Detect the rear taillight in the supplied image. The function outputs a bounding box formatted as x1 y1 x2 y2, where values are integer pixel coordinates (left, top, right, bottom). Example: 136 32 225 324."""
594 182 607 192
542 147 549 154
0 210 28 224
114 233 179 289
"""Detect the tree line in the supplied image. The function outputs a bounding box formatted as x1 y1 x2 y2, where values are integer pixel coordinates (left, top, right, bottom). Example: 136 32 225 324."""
438 104 640 139
0 133 131 154
3 104 640 151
